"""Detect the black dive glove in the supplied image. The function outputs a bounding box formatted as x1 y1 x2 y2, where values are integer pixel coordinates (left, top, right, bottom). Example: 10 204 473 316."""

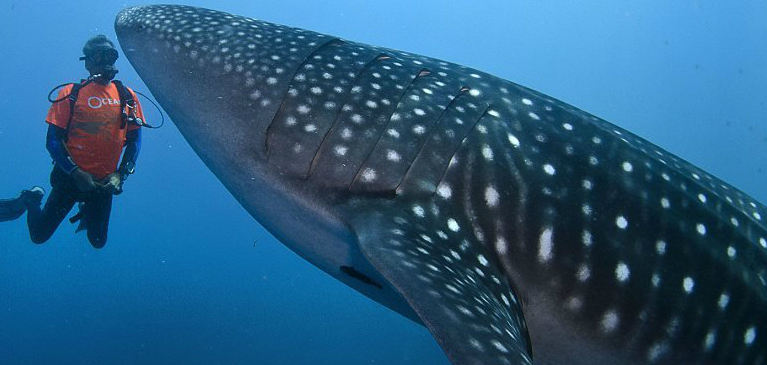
111 161 136 195
71 168 98 193
102 173 122 195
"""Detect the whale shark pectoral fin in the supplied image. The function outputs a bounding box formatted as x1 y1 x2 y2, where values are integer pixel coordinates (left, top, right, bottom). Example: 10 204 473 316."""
347 201 533 365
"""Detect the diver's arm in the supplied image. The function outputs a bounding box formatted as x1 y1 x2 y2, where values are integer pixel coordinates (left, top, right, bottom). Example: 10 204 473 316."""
118 128 142 178
45 124 77 173
46 124 96 191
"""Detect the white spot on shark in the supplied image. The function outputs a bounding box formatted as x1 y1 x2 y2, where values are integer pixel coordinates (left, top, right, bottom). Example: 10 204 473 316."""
491 340 509 353
297 105 311 114
718 293 730 310
333 145 348 156
704 331 716 351
361 168 377 182
485 186 499 207
447 218 460 232
386 150 401 162
508 134 520 148
683 277 695 293
566 296 583 311
581 204 592 216
538 227 554 263
745 327 757 345
495 237 507 255
616 216 628 229
696 223 707 235
482 145 494 161
437 184 452 199
577 264 591 282
647 342 668 362
615 262 630 282
661 197 670 209
601 310 619 333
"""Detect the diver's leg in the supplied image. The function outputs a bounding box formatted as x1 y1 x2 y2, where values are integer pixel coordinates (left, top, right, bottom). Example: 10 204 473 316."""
84 192 113 249
27 168 77 244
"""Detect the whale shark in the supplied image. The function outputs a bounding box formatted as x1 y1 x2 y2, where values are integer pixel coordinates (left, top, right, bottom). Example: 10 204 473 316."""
115 5 767 365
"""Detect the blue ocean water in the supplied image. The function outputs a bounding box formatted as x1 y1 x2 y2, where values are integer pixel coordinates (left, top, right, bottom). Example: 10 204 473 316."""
0 1 765 364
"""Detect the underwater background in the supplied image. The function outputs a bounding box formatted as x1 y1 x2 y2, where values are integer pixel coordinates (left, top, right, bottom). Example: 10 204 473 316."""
1 1 765 364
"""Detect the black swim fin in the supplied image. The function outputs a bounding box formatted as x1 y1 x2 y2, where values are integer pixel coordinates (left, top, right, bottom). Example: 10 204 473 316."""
0 187 45 222
0 196 27 222
70 202 87 233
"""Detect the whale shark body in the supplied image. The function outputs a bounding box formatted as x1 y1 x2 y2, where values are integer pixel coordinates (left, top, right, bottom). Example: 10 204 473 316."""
115 5 767 365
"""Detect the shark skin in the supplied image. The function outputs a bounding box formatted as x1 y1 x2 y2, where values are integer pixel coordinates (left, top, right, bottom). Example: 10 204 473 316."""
115 5 767 365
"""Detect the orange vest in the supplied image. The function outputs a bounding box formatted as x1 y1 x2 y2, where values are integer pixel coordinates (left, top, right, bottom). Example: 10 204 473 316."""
46 82 144 180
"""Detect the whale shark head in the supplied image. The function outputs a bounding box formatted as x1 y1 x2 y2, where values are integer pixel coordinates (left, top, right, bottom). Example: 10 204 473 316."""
115 4 422 324
116 5 767 365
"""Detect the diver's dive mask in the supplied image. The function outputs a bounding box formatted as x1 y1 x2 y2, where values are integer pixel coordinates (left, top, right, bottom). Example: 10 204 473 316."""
81 46 119 81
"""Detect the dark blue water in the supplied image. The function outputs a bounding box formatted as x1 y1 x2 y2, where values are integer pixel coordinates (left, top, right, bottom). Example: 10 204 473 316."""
1 1 765 364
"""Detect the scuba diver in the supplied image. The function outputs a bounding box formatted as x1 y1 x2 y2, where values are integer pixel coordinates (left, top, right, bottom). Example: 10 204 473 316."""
0 35 145 248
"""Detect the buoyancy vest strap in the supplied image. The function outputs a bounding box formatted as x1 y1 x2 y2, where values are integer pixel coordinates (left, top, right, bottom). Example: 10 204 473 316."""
66 82 85 129
112 80 134 129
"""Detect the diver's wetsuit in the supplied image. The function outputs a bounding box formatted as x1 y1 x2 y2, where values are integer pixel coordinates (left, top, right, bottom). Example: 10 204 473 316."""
28 166 113 248
1 37 145 248
30 77 144 248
